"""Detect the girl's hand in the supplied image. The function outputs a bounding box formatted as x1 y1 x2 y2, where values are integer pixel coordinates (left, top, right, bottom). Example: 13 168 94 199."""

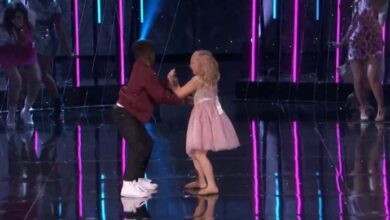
167 69 179 88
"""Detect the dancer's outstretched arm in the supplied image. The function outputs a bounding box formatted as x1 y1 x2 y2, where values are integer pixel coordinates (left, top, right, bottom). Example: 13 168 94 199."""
167 69 199 98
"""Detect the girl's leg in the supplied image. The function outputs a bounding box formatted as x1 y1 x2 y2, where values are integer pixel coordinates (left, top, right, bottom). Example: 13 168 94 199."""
366 57 385 121
4 67 22 127
19 62 42 125
203 195 219 219
38 54 62 120
350 60 370 119
185 155 207 189
195 151 219 195
38 54 59 98
192 196 206 218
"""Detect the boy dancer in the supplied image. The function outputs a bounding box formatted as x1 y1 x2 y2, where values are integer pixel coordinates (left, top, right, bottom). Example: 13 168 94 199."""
112 40 182 198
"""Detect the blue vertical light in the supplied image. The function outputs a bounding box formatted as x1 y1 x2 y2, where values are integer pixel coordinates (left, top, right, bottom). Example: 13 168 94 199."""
140 0 144 23
100 174 106 220
97 0 102 24
58 203 62 216
272 0 277 19
274 172 280 220
316 172 323 220
318 189 323 220
7 0 12 4
144 173 149 209
316 0 320 21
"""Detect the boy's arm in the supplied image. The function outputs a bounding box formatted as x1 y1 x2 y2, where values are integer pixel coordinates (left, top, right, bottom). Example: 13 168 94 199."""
143 70 183 104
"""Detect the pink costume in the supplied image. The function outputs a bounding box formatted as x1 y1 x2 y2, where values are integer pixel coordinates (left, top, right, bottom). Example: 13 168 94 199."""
186 77 240 156
0 25 36 69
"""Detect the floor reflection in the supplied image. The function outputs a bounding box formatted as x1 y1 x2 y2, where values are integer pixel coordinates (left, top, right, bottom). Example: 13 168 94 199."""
346 123 388 219
0 104 388 219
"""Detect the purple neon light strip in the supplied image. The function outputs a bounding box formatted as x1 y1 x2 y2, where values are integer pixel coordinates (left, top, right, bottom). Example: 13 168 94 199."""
292 122 302 217
382 26 386 52
382 25 386 84
118 0 125 85
34 130 39 157
77 125 83 217
382 153 389 216
335 0 341 83
74 0 80 87
250 0 257 82
251 121 260 215
291 0 299 83
122 138 126 176
335 124 344 218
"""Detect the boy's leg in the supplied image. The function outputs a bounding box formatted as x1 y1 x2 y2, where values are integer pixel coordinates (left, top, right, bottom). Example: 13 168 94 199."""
111 106 153 181
137 137 153 179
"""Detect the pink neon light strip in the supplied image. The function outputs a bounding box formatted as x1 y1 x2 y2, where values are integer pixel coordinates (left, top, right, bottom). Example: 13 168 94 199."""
34 130 39 157
250 0 257 82
382 153 389 216
382 25 386 84
335 124 343 219
121 138 126 176
335 0 341 83
291 0 299 83
382 26 386 52
74 0 80 87
118 0 125 85
251 121 260 215
77 125 83 217
292 122 302 217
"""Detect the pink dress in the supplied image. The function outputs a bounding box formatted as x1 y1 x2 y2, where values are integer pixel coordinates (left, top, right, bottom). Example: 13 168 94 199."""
0 25 36 68
186 80 240 156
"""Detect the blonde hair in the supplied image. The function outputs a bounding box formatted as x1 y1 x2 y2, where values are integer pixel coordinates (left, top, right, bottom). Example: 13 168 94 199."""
192 50 220 85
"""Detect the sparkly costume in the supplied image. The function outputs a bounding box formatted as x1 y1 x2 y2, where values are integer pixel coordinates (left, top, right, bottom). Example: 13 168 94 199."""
347 0 383 60
28 0 61 56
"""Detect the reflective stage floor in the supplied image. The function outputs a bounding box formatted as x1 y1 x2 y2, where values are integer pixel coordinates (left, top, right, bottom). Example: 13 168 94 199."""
0 101 389 219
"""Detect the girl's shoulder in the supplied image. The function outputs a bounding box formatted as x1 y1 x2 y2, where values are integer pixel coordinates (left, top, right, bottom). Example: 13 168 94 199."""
192 75 217 88
191 76 205 88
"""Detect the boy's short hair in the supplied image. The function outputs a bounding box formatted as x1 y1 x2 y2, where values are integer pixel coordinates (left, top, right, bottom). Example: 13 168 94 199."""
132 40 155 59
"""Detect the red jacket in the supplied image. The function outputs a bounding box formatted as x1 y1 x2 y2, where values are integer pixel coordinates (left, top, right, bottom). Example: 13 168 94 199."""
117 60 182 123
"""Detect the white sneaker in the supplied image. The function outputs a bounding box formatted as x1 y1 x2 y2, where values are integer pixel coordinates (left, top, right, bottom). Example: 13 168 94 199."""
121 181 150 198
20 108 34 126
121 196 150 213
6 114 16 129
137 178 158 191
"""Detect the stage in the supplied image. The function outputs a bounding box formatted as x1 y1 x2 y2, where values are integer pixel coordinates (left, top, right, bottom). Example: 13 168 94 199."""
0 101 388 219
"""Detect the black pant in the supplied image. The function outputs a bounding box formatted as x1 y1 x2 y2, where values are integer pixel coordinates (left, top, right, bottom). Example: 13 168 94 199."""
111 106 153 181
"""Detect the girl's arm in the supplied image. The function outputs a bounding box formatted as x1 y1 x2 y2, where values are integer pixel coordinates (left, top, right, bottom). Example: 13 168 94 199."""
172 77 199 98
168 69 199 98
54 14 73 56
